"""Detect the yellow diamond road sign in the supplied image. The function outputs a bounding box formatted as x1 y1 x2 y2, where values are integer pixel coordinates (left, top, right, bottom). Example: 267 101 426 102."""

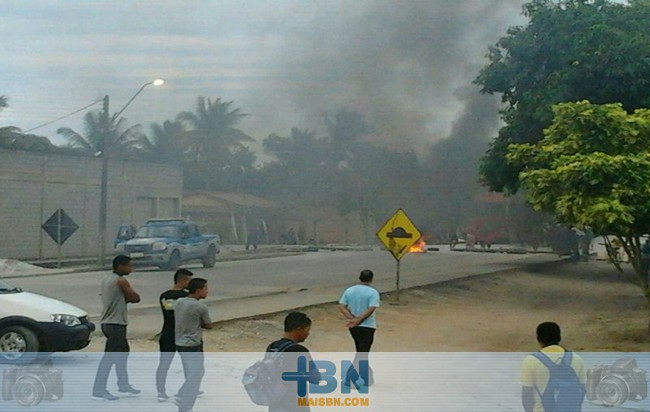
376 208 422 261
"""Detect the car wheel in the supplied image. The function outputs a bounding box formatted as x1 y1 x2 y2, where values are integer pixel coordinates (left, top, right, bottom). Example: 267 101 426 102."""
0 326 39 364
165 250 181 271
202 245 217 268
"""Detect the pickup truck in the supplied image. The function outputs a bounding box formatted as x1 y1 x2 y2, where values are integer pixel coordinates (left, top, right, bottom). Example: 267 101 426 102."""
114 219 220 270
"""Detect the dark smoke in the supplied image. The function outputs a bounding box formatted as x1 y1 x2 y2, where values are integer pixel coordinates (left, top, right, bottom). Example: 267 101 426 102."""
256 0 525 154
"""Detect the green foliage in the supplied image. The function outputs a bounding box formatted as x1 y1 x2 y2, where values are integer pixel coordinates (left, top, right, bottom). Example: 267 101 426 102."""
177 97 253 164
177 97 254 191
476 0 650 193
0 130 57 153
508 101 650 235
508 100 650 297
0 95 59 153
323 109 372 168
139 120 185 163
259 110 421 238
57 110 143 157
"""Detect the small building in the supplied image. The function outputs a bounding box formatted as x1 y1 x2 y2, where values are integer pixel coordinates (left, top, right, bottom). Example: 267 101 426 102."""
182 191 278 244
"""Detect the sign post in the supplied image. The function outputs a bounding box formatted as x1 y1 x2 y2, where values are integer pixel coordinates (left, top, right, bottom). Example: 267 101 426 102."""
42 209 79 268
376 208 421 303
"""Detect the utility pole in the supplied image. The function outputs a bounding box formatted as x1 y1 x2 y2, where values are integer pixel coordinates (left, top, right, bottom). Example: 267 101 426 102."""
98 95 109 267
96 80 164 267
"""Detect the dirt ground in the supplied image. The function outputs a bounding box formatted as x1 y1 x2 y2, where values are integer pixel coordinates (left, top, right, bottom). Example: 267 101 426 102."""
86 259 650 353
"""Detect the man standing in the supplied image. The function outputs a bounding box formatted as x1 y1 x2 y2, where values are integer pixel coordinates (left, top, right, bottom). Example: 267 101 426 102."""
246 220 260 251
174 278 212 412
266 312 321 412
338 269 380 386
92 255 141 401
520 322 586 412
156 268 193 402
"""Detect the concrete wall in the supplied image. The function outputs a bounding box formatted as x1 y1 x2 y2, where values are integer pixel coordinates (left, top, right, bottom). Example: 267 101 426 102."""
0 149 182 260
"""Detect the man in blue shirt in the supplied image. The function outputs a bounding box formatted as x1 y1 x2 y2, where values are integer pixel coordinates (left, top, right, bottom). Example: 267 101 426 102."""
339 269 380 386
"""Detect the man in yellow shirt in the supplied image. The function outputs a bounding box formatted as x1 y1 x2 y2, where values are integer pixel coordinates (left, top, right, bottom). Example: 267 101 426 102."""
520 322 586 412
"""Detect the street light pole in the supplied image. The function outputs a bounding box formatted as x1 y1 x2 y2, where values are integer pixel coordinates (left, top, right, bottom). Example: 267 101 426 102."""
98 79 164 266
112 79 165 122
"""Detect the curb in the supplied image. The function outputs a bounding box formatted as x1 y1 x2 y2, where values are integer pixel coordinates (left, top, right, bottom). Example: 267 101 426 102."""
87 289 293 320
124 255 570 338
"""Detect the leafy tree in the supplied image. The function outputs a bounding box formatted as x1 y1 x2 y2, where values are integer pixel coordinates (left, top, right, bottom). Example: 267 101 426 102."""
0 96 18 142
57 109 143 157
261 128 333 201
211 146 258 191
0 95 57 152
0 130 56 152
177 97 254 190
324 109 371 169
0 126 21 144
178 97 253 164
337 144 420 242
476 0 650 193
264 128 328 170
507 100 650 329
139 120 186 163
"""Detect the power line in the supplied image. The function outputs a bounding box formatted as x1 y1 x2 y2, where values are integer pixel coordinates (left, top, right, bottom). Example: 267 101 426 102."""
23 97 104 134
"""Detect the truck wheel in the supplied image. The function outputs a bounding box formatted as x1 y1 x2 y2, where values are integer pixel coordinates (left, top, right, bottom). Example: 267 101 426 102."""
202 245 217 268
164 250 181 271
0 326 39 364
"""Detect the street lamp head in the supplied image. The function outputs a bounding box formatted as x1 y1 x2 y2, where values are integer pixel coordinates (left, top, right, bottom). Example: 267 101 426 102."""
112 78 165 121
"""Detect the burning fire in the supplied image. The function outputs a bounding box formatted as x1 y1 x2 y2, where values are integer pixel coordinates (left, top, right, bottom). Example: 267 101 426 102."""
409 237 426 253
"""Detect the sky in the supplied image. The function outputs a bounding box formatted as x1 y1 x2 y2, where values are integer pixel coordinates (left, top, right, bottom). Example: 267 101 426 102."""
1 0 527 155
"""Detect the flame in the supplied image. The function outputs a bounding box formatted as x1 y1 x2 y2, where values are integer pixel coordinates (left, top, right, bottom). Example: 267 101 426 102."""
409 237 426 253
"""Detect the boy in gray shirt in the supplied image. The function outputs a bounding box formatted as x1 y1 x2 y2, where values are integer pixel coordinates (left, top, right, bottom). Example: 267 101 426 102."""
174 278 212 412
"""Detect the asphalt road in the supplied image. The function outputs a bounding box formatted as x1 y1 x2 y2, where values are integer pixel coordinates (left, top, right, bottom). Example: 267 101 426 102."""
11 247 557 321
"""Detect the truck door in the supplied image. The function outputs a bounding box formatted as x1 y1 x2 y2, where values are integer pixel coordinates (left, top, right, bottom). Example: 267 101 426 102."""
186 224 203 258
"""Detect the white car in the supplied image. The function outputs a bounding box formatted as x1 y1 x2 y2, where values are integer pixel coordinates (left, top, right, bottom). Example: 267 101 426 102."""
0 278 94 363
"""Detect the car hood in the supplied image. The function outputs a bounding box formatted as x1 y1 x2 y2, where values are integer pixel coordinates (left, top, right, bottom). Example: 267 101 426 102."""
1 291 88 318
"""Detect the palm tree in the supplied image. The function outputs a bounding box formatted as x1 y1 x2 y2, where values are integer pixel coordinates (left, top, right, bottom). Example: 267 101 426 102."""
323 109 371 169
57 109 143 157
263 127 328 169
0 96 16 142
139 120 186 163
177 97 254 164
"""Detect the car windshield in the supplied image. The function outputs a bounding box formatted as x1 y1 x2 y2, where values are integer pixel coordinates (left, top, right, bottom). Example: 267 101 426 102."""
136 225 180 238
0 278 22 293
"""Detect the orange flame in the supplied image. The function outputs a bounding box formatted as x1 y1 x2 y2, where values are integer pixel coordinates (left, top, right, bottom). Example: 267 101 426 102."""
409 237 426 253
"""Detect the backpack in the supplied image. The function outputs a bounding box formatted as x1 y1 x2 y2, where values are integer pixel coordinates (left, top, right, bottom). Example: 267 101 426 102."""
532 351 585 412
242 340 296 406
